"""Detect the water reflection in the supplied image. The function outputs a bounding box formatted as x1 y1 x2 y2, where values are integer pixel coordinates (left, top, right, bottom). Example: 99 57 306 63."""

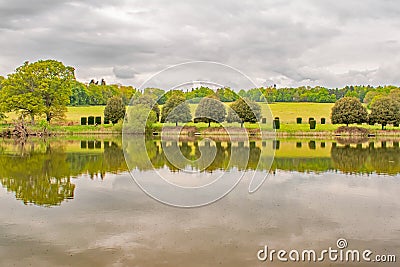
0 139 127 206
0 138 399 206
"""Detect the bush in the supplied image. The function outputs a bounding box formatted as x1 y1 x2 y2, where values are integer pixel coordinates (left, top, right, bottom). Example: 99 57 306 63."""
95 116 101 125
296 117 302 124
81 117 87 125
273 140 280 150
88 116 95 125
309 140 316 149
334 126 369 136
104 97 126 124
273 118 280 130
310 119 316 129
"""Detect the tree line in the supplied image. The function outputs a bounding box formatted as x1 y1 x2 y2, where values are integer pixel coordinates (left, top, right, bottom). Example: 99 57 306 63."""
1 59 400 125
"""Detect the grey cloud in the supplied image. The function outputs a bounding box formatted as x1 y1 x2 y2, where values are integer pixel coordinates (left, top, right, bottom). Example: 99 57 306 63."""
0 0 399 88
113 66 136 79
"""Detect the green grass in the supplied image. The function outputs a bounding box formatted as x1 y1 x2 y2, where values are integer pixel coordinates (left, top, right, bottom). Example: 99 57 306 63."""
2 103 400 135
3 103 335 124
266 102 334 123
66 106 105 122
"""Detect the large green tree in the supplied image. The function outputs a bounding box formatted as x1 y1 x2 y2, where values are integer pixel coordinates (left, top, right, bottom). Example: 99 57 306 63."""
2 60 75 123
331 97 368 126
226 98 261 127
195 95 226 127
104 97 126 124
161 94 191 126
133 93 160 122
125 105 157 134
369 96 400 130
0 76 6 120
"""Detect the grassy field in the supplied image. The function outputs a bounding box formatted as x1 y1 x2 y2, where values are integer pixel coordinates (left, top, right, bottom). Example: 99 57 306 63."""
3 103 334 124
2 103 399 134
267 102 334 123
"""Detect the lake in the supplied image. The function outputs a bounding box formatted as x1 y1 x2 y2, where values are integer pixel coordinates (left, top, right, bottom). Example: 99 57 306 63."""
0 136 399 266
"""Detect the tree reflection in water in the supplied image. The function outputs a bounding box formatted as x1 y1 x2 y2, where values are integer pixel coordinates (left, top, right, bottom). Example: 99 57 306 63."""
0 138 398 207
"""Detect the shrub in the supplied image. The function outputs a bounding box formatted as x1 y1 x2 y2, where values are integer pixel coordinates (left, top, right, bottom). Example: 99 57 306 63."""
273 118 280 130
104 97 126 124
309 140 316 149
310 119 316 129
88 116 95 125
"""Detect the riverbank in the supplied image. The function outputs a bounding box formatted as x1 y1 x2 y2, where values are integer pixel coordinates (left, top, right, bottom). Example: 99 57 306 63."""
1 123 400 138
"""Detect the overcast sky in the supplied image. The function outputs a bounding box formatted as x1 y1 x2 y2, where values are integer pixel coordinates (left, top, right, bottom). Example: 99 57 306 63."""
1 0 400 89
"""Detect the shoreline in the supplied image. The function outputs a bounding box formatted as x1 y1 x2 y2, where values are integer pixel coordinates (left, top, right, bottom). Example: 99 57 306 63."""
2 124 400 138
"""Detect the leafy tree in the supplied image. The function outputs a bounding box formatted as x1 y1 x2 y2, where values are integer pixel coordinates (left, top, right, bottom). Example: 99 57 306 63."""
363 91 381 106
195 95 226 127
369 96 400 129
216 87 239 102
0 76 5 120
104 97 126 124
161 94 191 126
125 105 157 134
389 89 400 102
227 98 261 127
331 97 368 126
70 81 89 106
133 94 160 122
144 88 165 99
2 60 75 123
185 86 214 103
157 89 184 105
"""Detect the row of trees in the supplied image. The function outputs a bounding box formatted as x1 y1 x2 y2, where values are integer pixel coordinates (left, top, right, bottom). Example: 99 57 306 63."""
1 59 400 126
70 81 139 106
160 94 261 127
331 96 400 129
119 90 262 129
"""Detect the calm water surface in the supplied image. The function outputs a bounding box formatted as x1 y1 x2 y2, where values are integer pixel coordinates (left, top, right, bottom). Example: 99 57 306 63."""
0 137 399 266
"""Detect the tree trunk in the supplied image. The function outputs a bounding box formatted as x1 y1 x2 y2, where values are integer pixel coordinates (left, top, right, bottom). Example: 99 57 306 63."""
30 114 35 125
208 121 211 127
175 121 178 127
241 121 244 128
46 112 51 123
382 124 384 130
